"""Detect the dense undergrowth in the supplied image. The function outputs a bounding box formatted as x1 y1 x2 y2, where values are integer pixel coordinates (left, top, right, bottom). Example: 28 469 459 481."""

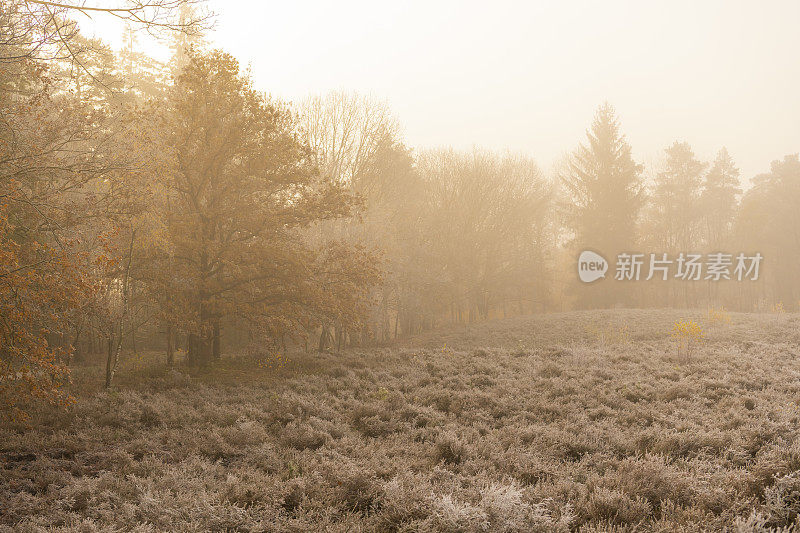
3 309 800 531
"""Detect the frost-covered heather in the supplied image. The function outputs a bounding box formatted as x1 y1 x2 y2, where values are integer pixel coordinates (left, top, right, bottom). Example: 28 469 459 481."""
3 309 800 531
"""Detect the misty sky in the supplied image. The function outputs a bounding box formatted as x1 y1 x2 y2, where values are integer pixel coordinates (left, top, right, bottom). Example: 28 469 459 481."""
90 0 800 182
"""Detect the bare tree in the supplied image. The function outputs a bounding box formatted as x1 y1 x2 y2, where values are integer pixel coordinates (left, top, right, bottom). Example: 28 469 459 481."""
300 91 399 193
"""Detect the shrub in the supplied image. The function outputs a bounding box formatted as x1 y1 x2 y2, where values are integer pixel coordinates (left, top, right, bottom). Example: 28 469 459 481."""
707 306 732 326
428 493 489 532
256 351 292 371
764 471 800 527
281 480 307 515
671 319 704 359
585 319 631 345
585 487 651 524
435 433 467 466
337 472 384 515
376 474 432 529
280 421 327 450
351 405 399 437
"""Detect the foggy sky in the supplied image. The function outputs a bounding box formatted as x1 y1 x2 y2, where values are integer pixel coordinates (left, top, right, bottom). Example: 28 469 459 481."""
93 0 800 182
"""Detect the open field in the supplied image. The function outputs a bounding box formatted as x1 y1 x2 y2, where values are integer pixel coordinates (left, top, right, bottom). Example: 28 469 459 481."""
3 309 800 531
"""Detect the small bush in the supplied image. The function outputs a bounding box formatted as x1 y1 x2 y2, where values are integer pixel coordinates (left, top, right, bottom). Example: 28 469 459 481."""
435 433 467 466
337 472 384 515
585 319 631 345
351 405 399 437
281 480 307 514
280 421 327 450
585 487 651 524
764 471 800 527
671 319 704 359
707 306 732 326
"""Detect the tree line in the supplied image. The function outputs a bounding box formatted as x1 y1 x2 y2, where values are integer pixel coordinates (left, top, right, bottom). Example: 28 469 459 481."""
562 103 800 310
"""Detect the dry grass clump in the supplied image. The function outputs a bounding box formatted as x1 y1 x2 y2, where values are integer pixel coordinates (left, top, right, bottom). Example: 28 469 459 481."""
585 318 631 345
2 309 800 530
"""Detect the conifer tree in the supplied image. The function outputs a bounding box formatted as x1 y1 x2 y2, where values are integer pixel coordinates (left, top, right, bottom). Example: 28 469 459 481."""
561 103 644 306
701 147 741 250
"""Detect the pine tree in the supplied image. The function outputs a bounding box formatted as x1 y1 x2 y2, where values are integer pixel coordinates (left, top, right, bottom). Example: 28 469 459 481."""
735 155 800 307
168 3 205 76
647 141 706 252
118 25 169 100
561 103 643 306
700 147 741 250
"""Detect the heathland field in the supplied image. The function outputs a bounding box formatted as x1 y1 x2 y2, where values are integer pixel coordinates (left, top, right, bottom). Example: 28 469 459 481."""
3 309 800 531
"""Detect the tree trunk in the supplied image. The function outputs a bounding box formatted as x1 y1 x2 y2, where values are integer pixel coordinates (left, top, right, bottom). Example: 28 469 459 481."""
188 303 215 366
71 324 82 365
105 336 113 388
318 326 333 352
166 325 174 366
188 333 213 366
212 320 221 360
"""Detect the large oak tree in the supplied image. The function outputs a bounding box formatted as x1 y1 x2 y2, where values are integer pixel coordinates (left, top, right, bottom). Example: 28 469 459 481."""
152 49 378 365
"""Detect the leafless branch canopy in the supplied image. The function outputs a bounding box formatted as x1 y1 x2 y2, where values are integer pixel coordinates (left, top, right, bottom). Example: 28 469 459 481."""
1 0 213 65
24 0 212 33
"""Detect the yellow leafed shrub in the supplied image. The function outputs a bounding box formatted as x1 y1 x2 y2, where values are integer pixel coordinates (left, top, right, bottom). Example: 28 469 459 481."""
257 351 291 371
707 306 732 326
671 319 704 358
